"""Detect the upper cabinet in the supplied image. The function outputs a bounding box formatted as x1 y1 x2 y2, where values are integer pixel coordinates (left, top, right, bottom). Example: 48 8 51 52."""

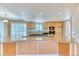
27 22 34 29
44 22 63 30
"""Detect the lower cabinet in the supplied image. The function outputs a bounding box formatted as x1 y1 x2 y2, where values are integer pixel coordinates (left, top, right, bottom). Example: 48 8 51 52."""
17 40 58 55
2 40 70 56
38 40 57 54
58 42 70 56
3 43 16 56
18 40 37 55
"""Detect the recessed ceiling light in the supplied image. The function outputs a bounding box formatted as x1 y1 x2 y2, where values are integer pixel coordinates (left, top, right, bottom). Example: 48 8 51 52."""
3 20 9 23
58 12 62 15
4 13 8 18
22 12 25 15
40 12 43 15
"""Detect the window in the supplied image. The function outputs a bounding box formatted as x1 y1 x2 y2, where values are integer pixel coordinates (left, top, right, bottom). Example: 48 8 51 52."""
11 23 27 41
0 22 4 42
35 23 43 32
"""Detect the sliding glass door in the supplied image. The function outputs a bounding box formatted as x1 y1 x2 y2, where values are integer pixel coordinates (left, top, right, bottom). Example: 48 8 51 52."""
35 22 43 32
0 21 4 42
11 23 27 41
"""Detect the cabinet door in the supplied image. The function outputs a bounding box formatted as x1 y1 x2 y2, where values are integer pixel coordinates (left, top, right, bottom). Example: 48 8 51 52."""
27 22 34 29
58 42 70 56
55 27 63 41
56 22 63 27
3 43 16 56
18 40 37 55
38 40 57 54
44 22 48 29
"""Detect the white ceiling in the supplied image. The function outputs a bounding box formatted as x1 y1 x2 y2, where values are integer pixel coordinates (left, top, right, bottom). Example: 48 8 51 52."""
0 3 74 22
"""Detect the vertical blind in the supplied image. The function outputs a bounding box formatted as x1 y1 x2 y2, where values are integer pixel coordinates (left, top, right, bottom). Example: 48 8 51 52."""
0 22 4 42
35 23 43 32
11 23 27 41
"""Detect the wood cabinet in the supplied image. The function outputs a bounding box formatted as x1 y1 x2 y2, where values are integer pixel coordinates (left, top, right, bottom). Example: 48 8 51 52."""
44 21 63 41
55 26 63 41
58 42 70 56
44 22 63 29
27 21 63 41
27 22 34 29
18 40 37 55
3 43 16 56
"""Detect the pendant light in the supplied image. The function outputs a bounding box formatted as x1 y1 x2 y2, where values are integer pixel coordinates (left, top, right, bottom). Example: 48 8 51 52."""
3 14 9 23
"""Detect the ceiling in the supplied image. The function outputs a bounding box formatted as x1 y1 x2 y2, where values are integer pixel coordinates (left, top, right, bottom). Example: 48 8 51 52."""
0 3 74 22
